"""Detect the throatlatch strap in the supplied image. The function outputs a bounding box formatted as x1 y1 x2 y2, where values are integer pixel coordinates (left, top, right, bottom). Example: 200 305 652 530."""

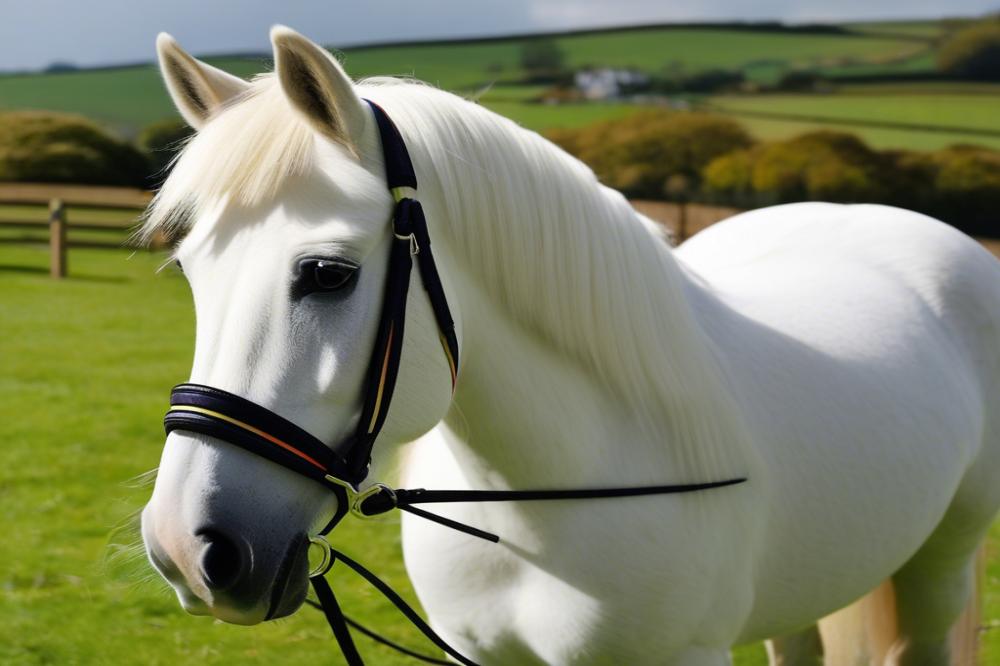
409 201 459 386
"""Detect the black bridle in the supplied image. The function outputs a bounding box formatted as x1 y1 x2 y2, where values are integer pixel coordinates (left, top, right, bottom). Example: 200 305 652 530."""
161 100 747 666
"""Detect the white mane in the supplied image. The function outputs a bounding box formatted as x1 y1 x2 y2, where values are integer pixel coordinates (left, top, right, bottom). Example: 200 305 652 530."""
146 73 744 478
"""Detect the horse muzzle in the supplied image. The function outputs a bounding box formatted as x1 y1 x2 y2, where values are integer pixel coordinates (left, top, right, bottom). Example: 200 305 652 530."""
141 431 327 625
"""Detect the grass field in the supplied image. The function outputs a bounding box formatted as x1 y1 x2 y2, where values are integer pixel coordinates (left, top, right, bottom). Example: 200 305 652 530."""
845 20 952 39
0 239 764 664
3 19 996 155
0 24 937 136
0 241 450 665
705 86 1000 151
1 230 998 663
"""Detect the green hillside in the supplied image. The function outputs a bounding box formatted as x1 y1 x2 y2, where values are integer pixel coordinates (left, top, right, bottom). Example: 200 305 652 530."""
0 23 941 136
340 27 933 86
3 19 998 158
705 84 1000 151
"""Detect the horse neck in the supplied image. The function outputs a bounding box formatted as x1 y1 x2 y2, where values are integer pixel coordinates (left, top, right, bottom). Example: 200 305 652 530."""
384 87 750 487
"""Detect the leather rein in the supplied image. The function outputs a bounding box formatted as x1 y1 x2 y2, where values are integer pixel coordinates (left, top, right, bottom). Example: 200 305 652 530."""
161 100 747 666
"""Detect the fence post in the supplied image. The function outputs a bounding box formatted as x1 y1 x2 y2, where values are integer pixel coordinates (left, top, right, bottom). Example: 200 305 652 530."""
49 198 67 279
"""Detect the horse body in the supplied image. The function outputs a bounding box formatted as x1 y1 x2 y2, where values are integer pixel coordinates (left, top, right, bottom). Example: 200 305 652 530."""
682 204 1000 642
400 194 1000 664
142 28 1000 665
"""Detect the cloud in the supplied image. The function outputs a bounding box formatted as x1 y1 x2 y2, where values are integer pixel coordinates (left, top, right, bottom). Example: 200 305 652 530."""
527 0 997 27
0 0 997 71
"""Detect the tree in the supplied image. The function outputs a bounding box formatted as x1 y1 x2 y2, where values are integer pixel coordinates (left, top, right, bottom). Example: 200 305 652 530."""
138 119 195 181
548 111 753 199
0 111 150 186
929 146 1000 231
937 20 1000 81
703 131 887 205
520 39 565 80
703 149 755 200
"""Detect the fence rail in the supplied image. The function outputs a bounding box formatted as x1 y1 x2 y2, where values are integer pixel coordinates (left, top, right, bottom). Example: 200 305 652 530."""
631 199 743 242
0 183 154 279
0 186 747 279
0 183 152 208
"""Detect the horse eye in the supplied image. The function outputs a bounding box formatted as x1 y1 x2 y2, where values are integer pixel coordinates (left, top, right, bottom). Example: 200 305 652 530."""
297 259 358 295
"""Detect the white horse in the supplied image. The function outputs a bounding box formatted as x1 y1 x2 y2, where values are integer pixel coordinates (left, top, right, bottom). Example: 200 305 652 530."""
141 26 1000 665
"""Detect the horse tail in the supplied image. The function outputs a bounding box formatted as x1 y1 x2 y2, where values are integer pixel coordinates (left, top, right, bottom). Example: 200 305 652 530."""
817 545 984 665
819 580 898 665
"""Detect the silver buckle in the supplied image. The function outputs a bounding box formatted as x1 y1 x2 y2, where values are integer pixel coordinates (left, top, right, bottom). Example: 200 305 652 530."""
323 475 396 520
353 483 396 517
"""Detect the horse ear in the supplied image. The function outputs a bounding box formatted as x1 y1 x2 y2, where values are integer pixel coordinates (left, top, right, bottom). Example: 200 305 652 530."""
270 25 367 147
156 33 250 129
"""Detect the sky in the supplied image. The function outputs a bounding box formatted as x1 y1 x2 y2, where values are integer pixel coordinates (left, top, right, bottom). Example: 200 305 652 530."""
1 0 998 72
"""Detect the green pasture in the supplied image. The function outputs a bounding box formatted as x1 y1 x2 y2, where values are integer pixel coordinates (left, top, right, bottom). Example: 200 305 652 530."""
544 29 925 77
844 20 952 39
0 238 758 665
0 241 457 665
0 58 260 137
0 24 934 136
815 50 937 79
1 230 999 663
705 87 1000 151
1 19 992 158
482 100 639 130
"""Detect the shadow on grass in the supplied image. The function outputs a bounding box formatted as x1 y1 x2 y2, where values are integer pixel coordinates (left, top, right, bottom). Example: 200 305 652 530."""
0 263 129 284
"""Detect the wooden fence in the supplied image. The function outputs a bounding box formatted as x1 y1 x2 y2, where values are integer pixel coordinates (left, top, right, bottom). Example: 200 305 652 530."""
4 186 998 280
0 185 739 280
630 200 744 242
0 183 153 278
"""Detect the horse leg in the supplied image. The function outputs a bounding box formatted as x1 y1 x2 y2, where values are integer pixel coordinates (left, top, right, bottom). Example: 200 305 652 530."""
765 626 823 666
886 501 990 666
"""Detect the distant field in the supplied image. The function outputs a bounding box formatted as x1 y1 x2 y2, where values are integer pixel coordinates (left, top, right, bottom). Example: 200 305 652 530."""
0 24 938 136
481 99 639 129
816 50 937 79
730 116 1000 152
543 29 926 78
0 58 258 136
706 86 1000 151
843 20 952 39
1 20 997 162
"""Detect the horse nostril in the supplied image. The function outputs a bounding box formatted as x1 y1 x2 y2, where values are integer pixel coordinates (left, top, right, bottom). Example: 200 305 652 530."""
197 529 247 591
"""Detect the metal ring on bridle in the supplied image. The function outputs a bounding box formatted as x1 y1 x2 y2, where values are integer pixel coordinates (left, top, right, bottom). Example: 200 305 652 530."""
308 535 334 578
